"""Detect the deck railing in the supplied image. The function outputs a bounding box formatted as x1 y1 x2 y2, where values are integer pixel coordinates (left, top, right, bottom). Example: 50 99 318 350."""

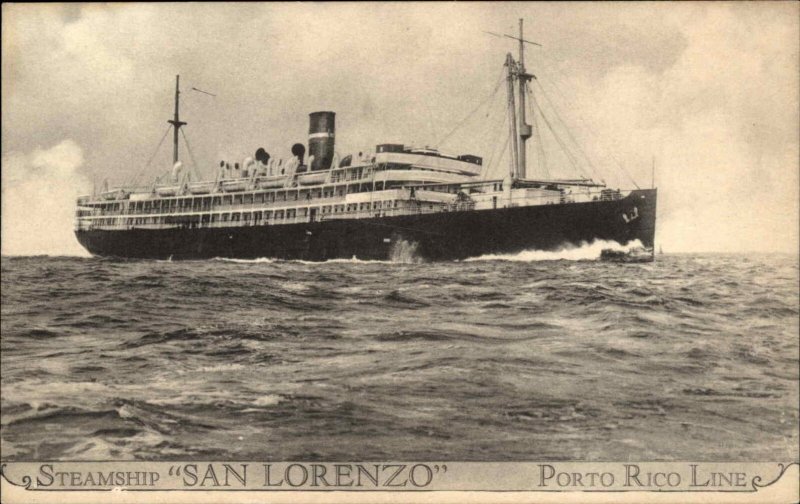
74 187 631 232
74 203 470 231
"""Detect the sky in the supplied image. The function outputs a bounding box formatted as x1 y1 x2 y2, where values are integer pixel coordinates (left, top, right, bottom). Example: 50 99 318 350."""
2 2 798 255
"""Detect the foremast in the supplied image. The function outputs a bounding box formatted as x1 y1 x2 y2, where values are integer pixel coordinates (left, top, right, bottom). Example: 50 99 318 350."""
167 75 187 165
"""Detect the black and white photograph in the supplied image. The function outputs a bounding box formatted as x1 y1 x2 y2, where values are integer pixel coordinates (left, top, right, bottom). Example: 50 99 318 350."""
1 2 798 501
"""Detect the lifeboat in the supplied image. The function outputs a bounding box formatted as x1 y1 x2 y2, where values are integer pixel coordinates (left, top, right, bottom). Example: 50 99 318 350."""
100 189 126 200
220 179 249 192
296 171 328 186
155 186 179 197
256 176 289 189
187 182 214 194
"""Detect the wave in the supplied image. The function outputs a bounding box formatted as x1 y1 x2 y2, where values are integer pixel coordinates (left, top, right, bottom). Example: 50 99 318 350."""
1 252 92 259
293 256 392 265
213 255 399 265
3 253 797 461
212 257 276 263
464 240 645 262
251 394 283 407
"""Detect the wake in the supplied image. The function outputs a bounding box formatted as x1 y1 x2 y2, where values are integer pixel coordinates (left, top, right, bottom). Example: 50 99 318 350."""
465 240 645 262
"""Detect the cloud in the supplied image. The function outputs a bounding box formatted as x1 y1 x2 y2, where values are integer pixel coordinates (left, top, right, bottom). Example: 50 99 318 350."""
530 3 798 252
1 140 91 256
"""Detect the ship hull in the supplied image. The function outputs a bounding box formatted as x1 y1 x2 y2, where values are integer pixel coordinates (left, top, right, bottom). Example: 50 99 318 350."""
75 189 656 261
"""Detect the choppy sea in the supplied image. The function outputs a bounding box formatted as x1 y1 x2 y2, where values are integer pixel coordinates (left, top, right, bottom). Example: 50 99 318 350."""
1 247 798 461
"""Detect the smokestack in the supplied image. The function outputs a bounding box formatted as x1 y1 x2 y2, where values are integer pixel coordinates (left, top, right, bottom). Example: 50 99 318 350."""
309 111 335 171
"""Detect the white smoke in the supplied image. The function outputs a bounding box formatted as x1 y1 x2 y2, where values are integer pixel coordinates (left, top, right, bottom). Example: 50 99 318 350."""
1 140 92 256
465 240 645 262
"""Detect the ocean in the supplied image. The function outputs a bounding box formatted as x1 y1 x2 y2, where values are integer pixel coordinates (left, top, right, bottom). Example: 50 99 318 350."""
1 250 798 462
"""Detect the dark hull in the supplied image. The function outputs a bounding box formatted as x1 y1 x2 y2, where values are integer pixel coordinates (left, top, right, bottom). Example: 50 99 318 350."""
76 189 656 261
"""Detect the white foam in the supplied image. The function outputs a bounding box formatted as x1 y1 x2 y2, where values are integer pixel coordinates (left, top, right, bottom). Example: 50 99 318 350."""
251 394 283 407
212 257 276 264
280 281 308 292
389 239 422 264
195 363 246 372
465 240 645 262
292 256 393 265
213 256 388 265
212 240 646 264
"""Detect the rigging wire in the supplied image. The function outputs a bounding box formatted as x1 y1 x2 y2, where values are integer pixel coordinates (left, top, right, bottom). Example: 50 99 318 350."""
528 85 550 179
433 65 506 148
531 82 603 182
484 110 511 182
127 124 173 189
180 128 202 182
482 96 511 180
487 131 510 182
530 82 600 181
479 88 508 179
532 69 640 188
146 125 173 168
524 77 585 178
535 100 587 177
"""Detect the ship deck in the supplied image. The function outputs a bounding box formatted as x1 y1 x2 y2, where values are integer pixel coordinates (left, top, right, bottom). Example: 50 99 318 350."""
75 188 656 261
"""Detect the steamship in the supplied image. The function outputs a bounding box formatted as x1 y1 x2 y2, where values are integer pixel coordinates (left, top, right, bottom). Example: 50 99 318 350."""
74 21 656 261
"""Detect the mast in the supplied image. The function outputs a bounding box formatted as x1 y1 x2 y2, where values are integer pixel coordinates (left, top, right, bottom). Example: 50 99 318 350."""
517 18 532 180
652 156 655 189
486 20 540 182
505 53 520 182
167 75 187 164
